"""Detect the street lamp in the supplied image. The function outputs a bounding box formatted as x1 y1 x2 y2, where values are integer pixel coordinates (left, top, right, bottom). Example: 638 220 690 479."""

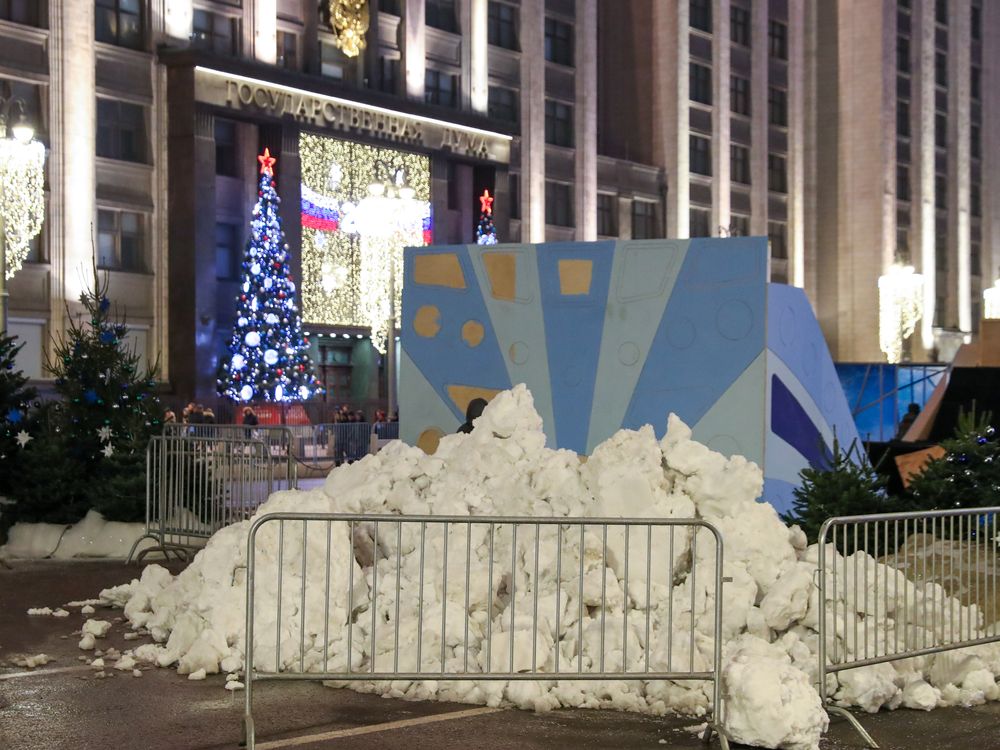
0 96 46 333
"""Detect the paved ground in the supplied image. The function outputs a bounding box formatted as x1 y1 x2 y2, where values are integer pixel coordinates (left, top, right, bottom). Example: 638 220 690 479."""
3 560 1000 750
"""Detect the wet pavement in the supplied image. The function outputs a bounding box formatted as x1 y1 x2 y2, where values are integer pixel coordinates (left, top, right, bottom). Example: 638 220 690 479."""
2 559 1000 749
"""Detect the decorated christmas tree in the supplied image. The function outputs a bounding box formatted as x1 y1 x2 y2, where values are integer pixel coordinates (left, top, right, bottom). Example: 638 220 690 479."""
476 188 498 246
907 409 1000 513
218 148 320 403
0 333 37 489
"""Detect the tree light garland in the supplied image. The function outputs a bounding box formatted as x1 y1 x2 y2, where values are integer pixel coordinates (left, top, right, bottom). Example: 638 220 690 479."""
878 263 924 364
0 139 45 279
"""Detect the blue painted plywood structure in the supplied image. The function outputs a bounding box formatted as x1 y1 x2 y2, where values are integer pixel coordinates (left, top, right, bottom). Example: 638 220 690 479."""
399 239 860 515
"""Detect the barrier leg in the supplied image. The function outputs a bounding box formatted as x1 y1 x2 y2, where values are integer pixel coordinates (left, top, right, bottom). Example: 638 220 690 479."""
702 722 730 749
241 713 254 749
827 706 879 749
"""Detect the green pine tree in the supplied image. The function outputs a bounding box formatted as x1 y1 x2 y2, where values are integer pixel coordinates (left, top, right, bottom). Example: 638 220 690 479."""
782 437 895 555
0 333 37 484
907 409 1000 514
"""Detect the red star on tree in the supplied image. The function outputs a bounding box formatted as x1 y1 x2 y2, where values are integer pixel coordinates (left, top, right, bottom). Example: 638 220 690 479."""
479 189 494 215
258 148 277 176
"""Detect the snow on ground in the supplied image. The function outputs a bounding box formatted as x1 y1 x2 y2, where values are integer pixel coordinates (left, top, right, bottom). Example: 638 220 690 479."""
92 385 1000 750
1 510 155 559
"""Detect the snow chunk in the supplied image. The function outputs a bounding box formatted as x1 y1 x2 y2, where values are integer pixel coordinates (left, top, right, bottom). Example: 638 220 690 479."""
27 607 53 616
81 605 96 615
82 619 112 639
12 653 53 668
188 668 207 681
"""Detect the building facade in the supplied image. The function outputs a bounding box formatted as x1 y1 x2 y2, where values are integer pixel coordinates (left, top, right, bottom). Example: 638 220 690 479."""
3 0 666 410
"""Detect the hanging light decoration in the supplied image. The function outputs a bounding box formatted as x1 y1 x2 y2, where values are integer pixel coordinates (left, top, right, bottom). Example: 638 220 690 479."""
878 263 924 363
0 137 45 279
985 278 1000 320
327 0 370 58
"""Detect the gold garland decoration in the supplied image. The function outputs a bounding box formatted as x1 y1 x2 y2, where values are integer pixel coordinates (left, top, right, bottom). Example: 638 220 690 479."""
328 0 370 59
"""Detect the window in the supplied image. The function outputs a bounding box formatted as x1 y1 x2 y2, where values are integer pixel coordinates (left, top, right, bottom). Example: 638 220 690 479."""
378 56 399 93
971 241 981 274
545 181 573 227
424 68 458 107
731 144 751 184
489 86 518 122
768 87 787 127
897 100 910 137
935 112 947 148
768 153 786 193
192 9 237 56
277 30 298 70
215 223 241 280
897 164 911 202
936 0 947 25
632 201 658 239
690 63 712 105
321 41 349 79
730 214 749 237
0 0 38 25
488 1 518 50
381 0 401 15
509 172 520 219
0 79 44 139
971 183 982 217
731 75 750 116
769 21 787 60
214 119 238 177
426 0 458 32
768 221 787 259
897 35 910 73
97 210 145 272
545 99 574 146
96 0 143 49
972 66 981 100
690 0 711 32
544 18 573 66
936 174 947 209
897 227 910 259
690 134 711 176
597 194 617 237
730 6 750 46
972 123 981 159
689 207 710 237
972 5 982 40
935 51 947 87
96 98 146 163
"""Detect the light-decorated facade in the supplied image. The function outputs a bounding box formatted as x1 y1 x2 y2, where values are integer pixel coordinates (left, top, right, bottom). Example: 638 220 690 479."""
4 0 665 409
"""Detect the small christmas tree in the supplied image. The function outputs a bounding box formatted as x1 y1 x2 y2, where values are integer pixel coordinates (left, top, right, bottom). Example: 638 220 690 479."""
907 409 1000 513
476 189 498 246
782 437 895 554
0 333 38 492
218 148 320 403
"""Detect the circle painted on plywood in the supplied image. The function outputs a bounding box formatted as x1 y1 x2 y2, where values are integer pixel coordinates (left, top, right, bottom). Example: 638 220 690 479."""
413 305 441 338
780 305 796 346
666 317 696 349
716 300 754 341
416 427 445 454
462 320 485 348
707 434 744 457
509 341 529 365
618 341 641 366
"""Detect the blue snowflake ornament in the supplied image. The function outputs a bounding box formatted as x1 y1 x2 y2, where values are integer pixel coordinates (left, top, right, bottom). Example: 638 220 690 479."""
5 408 22 424
83 389 99 404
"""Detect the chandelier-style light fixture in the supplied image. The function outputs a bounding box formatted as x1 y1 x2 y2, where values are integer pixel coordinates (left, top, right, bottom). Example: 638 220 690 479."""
327 0 369 58
878 263 924 363
0 130 45 280
985 277 1000 320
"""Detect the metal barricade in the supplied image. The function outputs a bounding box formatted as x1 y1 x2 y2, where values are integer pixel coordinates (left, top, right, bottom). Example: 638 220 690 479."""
126 435 273 563
242 512 729 749
311 423 375 466
817 508 1000 748
163 423 297 490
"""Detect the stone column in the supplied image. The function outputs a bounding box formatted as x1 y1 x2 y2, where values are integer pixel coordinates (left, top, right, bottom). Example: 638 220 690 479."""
787 0 806 287
574 0 597 241
711 0 730 236
749 0 768 236
254 0 278 64
949 0 972 334
520 0 545 242
983 0 1000 292
914 0 938 349
48 0 96 361
617 196 632 240
468 0 488 113
403 0 426 101
651 0 687 237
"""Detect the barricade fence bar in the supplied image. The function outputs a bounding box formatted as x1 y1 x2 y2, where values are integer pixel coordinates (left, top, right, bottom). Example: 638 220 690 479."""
242 513 729 750
163 423 297 489
310 423 380 466
817 507 1000 749
127 435 274 563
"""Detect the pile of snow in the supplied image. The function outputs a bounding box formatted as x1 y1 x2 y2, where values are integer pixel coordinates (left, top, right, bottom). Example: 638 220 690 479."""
1 510 155 559
97 385 1000 750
